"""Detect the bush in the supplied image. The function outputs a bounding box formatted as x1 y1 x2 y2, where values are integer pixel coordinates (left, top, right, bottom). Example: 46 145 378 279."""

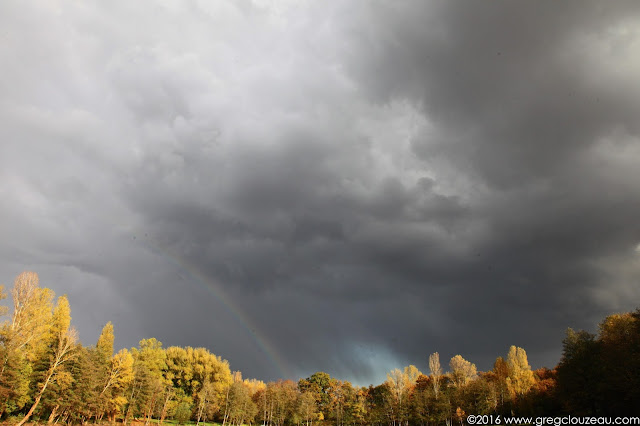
174 402 192 425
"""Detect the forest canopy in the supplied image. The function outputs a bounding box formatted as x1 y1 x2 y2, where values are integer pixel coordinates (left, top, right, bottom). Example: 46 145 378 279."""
1 271 638 424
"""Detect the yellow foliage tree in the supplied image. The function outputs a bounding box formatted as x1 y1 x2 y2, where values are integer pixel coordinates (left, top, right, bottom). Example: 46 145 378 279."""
17 294 77 426
449 355 477 387
102 348 135 422
506 345 535 397
429 352 442 399
0 272 56 417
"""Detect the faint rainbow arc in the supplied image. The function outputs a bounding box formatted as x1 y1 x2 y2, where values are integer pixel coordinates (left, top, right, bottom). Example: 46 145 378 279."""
138 236 290 379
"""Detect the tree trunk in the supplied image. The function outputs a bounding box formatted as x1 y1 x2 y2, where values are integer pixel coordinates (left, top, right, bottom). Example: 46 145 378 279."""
18 390 44 426
222 385 231 426
196 397 205 425
17 365 57 426
160 389 173 425
144 386 160 426
48 404 60 424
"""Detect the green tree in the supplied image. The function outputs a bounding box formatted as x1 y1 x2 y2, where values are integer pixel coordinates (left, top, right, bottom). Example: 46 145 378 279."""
61 346 99 424
299 371 334 419
174 400 192 425
364 384 391 425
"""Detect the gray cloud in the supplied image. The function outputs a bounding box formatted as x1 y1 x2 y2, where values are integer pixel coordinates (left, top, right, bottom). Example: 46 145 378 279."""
2 1 640 384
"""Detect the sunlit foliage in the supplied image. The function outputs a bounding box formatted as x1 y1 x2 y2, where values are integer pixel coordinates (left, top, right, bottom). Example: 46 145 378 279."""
0 271 637 424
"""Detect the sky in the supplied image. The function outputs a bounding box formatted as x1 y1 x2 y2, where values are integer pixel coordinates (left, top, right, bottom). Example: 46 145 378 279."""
2 0 640 386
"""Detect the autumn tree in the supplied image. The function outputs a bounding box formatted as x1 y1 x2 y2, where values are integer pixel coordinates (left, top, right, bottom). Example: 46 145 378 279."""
259 380 299 426
6 270 640 423
0 283 13 412
505 346 535 399
8 272 53 352
195 380 217 425
93 322 114 419
0 272 55 416
296 390 320 426
299 371 335 420
492 356 510 412
462 372 498 415
364 384 391 425
101 349 135 422
516 368 560 416
17 294 78 426
410 375 432 425
165 345 231 402
340 382 366 426
0 284 7 317
429 352 442 400
222 381 258 426
385 365 422 426
125 338 167 425
449 355 477 388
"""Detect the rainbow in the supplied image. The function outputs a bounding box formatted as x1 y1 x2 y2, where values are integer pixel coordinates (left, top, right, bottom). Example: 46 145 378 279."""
137 235 290 380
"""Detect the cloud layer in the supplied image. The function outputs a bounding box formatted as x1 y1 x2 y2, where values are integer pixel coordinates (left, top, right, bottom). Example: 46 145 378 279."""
2 1 640 384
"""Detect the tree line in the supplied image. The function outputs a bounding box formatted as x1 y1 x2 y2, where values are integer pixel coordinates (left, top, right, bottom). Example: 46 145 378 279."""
1 271 638 424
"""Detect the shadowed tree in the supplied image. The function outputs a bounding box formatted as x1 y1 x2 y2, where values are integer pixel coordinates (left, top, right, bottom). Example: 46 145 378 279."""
556 311 640 415
555 328 601 415
492 356 511 412
597 311 640 414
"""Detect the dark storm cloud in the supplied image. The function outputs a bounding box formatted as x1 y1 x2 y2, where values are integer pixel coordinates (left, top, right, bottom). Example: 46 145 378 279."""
2 1 640 384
